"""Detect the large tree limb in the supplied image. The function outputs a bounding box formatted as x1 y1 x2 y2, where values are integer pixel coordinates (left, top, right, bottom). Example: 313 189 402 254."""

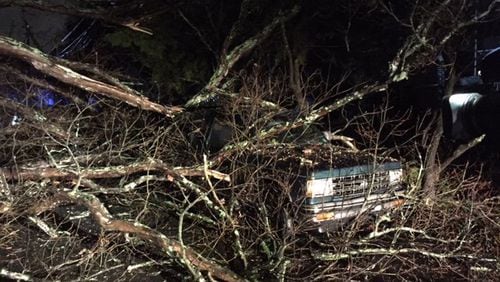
0 0 109 17
0 36 182 117
63 189 243 282
0 64 87 106
184 6 300 108
0 0 155 34
0 159 230 182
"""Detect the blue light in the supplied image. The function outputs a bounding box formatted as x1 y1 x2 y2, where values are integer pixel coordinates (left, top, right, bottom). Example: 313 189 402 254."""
35 89 60 108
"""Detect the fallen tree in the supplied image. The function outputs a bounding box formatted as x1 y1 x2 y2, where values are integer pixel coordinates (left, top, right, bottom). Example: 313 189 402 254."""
0 1 498 281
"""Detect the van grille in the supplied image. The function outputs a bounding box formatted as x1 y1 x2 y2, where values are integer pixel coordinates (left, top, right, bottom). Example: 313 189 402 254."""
304 162 404 216
330 171 392 200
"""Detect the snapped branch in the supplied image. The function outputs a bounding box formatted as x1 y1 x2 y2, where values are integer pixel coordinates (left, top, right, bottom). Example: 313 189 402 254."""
0 159 230 182
0 36 182 117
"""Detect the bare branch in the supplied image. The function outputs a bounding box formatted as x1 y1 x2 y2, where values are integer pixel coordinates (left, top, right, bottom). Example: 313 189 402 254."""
361 226 461 244
185 6 300 108
0 36 182 117
439 134 485 173
220 83 386 153
0 0 155 34
0 65 87 106
314 247 498 263
0 269 32 282
0 159 230 182
63 189 244 282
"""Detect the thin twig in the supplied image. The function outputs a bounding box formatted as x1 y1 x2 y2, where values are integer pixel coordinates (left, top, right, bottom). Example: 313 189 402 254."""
314 247 498 262
439 134 485 173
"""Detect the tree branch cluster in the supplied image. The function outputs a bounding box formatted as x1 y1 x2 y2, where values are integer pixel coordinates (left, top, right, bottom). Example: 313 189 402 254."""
0 1 498 281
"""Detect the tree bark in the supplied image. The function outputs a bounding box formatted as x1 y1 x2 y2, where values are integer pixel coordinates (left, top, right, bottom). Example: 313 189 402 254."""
0 36 182 117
